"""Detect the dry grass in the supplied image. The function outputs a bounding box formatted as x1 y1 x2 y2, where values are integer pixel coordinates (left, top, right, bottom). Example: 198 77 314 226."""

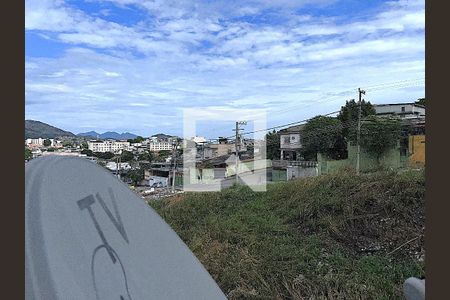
150 169 425 299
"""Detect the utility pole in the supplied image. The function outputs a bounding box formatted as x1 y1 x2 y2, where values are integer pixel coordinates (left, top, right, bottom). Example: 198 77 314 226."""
356 88 365 175
233 121 247 185
171 139 179 192
116 155 121 179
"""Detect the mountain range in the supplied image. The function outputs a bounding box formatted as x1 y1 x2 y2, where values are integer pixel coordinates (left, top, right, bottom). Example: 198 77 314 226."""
25 120 165 140
25 120 75 139
77 131 138 140
150 133 174 139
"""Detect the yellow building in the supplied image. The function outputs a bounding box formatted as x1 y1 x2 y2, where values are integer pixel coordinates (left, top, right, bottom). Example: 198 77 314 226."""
408 135 425 167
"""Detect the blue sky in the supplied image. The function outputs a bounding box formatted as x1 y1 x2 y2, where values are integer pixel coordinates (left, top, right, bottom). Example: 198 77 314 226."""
25 0 425 138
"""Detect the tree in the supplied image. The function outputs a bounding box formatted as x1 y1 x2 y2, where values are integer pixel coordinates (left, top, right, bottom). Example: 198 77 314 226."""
301 116 345 160
120 150 134 162
138 151 154 162
25 148 32 160
127 136 145 143
43 139 52 147
265 130 280 160
127 168 144 185
81 149 94 156
337 99 376 139
62 141 73 147
81 141 89 149
94 152 114 160
415 98 425 106
156 150 171 162
355 116 402 162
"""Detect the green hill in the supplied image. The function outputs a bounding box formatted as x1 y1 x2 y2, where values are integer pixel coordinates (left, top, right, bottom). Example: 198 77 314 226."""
151 170 425 299
25 120 75 139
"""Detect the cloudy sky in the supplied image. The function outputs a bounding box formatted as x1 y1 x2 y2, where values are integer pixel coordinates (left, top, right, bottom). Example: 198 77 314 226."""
25 0 425 138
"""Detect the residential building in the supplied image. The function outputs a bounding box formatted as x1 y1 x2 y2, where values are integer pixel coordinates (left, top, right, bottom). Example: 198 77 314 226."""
409 135 425 167
279 124 304 160
88 140 130 153
31 148 42 158
148 141 174 151
203 139 236 159
25 138 57 148
105 162 132 171
191 136 207 145
374 103 425 119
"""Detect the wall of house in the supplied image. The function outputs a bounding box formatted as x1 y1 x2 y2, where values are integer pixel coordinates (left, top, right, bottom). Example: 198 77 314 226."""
280 133 301 149
148 176 168 187
287 166 318 179
409 135 425 167
272 169 287 181
374 104 425 116
185 167 217 184
226 159 271 176
318 155 351 175
318 141 407 175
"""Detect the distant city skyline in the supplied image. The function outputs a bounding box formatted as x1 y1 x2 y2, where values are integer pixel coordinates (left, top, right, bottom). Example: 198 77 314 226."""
26 0 425 138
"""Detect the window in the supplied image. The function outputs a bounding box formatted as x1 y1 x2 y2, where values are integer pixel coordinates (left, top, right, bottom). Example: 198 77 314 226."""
401 106 405 112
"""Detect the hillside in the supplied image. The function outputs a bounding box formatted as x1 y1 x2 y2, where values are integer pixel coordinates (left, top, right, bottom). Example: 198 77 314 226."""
25 120 75 139
151 133 173 139
151 170 425 299
78 131 138 140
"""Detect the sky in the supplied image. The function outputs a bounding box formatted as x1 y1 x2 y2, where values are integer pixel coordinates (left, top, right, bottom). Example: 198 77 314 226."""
25 0 425 138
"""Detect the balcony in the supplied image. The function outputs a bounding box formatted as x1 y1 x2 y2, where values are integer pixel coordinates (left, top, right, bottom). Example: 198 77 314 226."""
272 160 317 168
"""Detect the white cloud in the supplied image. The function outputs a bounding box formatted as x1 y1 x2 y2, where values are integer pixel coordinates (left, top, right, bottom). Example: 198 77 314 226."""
25 0 425 136
104 71 121 77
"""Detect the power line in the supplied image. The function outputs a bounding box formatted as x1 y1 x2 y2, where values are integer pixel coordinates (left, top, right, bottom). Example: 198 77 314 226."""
237 110 340 138
203 79 424 141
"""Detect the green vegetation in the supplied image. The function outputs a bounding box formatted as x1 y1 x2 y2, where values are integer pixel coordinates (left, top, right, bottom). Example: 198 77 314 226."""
128 136 145 143
265 130 280 160
126 168 144 185
25 119 75 139
81 149 94 156
302 116 346 160
62 141 73 147
155 150 171 162
415 98 425 106
120 150 134 162
151 170 424 299
43 139 52 147
25 148 32 160
138 151 154 162
356 116 402 162
338 99 376 139
93 151 114 159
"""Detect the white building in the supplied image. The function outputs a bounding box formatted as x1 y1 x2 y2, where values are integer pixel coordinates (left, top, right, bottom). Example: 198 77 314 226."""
191 136 207 145
374 103 425 119
25 138 56 148
31 148 42 158
88 140 130 153
279 124 304 161
105 162 132 171
148 141 174 152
